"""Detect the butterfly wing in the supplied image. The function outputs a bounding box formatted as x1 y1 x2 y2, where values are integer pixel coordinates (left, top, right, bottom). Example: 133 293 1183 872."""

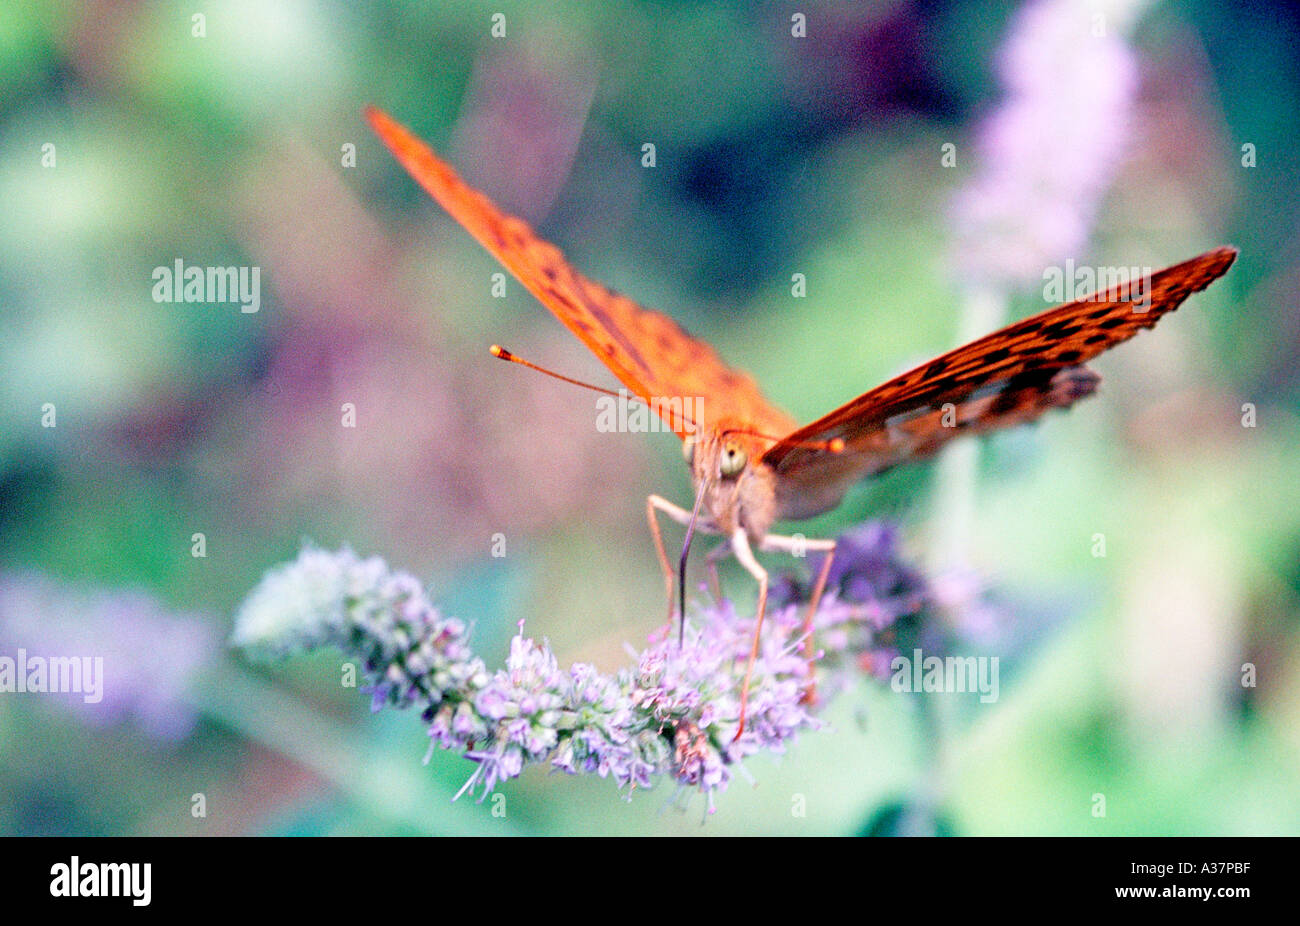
762 246 1238 520
365 106 795 439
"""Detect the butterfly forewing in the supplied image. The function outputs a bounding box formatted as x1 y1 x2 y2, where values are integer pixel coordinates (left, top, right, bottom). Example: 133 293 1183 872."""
365 106 795 440
763 246 1237 519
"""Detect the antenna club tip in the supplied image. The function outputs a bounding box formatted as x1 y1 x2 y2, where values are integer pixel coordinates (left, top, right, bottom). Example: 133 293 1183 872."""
489 344 509 359
829 438 846 453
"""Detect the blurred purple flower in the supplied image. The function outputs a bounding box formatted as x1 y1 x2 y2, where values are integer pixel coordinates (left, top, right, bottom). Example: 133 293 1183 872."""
930 568 1008 646
950 0 1141 287
785 523 1011 687
0 573 217 740
825 522 928 612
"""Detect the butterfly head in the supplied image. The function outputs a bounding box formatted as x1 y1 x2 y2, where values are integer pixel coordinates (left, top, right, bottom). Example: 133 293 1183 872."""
683 427 767 482
683 432 748 479
681 426 780 541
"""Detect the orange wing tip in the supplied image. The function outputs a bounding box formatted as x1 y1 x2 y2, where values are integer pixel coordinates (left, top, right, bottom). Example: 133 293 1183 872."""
363 104 389 132
1205 245 1238 267
364 106 414 153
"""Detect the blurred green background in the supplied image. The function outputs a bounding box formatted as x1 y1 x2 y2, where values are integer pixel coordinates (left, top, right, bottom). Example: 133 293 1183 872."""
1 0 1298 835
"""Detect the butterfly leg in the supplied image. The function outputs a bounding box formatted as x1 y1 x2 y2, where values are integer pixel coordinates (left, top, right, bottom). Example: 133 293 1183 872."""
759 534 837 703
646 494 695 626
730 527 768 743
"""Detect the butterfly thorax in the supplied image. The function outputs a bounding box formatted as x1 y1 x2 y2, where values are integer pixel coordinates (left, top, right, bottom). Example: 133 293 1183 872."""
685 425 779 543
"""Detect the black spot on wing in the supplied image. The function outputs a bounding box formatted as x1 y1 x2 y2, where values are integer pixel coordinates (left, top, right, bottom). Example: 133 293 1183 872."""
1041 321 1083 339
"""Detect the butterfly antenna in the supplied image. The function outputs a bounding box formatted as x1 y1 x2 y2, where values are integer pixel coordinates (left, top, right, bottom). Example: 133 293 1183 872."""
677 476 711 649
490 345 702 434
722 427 846 453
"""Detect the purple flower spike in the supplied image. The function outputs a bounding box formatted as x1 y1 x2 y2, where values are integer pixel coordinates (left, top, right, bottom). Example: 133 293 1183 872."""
232 522 992 806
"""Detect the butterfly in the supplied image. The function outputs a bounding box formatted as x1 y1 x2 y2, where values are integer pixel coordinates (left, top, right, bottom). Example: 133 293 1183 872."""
365 105 1237 738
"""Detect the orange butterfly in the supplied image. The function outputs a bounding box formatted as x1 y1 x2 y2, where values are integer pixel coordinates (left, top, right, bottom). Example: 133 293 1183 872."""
365 105 1237 737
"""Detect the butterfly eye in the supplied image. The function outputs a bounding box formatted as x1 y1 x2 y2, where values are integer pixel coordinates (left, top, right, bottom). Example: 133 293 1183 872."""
719 444 747 478
682 435 696 466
